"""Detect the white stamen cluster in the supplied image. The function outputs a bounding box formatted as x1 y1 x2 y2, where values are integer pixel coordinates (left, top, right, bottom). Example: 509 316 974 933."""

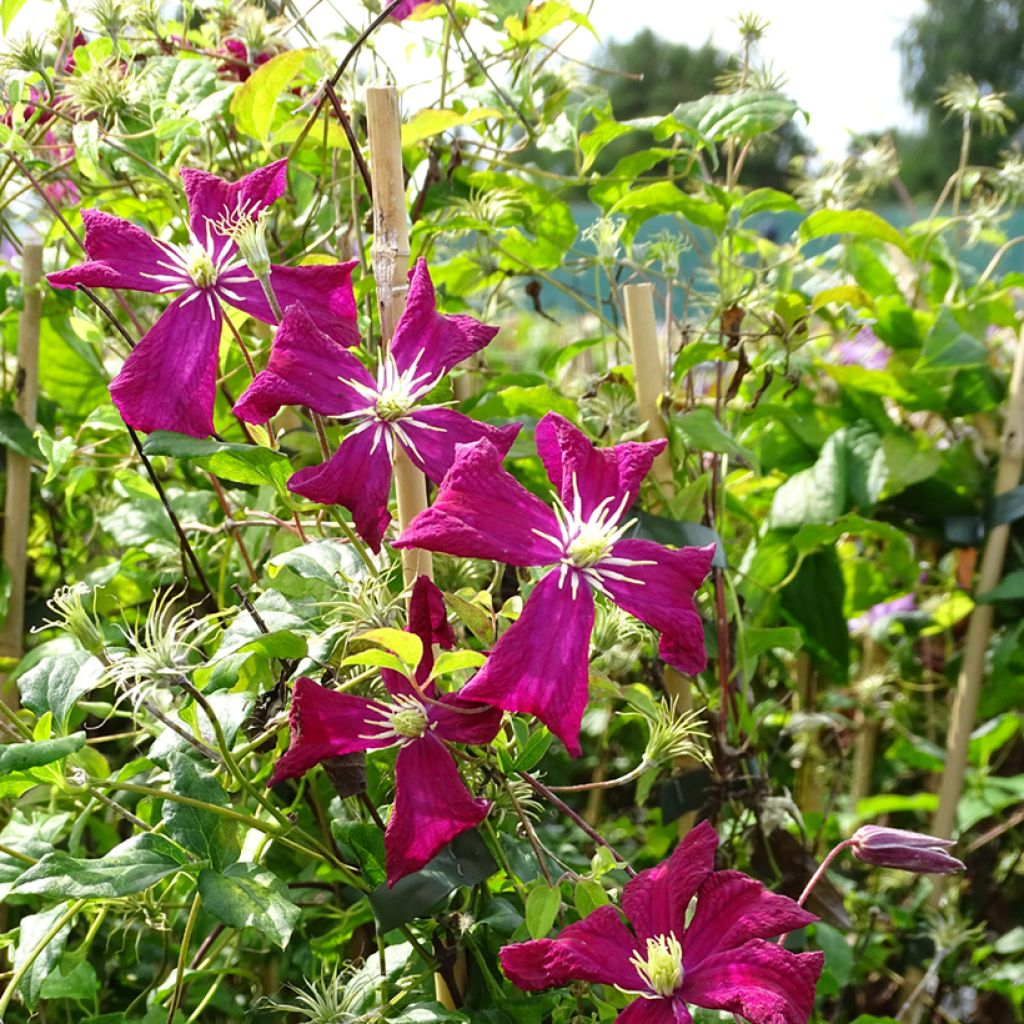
629 934 684 998
209 197 271 277
359 693 433 746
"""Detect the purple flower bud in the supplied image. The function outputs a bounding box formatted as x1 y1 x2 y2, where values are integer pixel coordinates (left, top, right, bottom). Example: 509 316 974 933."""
850 826 965 874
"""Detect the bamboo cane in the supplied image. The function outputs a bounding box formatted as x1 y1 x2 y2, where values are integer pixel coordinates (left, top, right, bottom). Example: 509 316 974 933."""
929 328 1024 895
0 243 43 680
366 85 432 587
624 283 700 836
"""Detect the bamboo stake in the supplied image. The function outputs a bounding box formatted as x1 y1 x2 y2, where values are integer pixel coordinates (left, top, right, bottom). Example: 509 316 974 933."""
929 328 1024 896
0 243 43 676
366 85 432 587
624 283 699 837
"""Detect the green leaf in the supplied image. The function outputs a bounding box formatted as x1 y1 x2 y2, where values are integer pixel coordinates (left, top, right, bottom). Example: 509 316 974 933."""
525 883 561 938
198 862 300 948
163 753 240 870
143 432 292 495
40 955 100 1001
1 0 29 29
610 182 726 232
230 49 313 143
18 651 103 732
780 550 848 682
14 904 74 1009
0 733 86 776
855 792 938 818
429 650 487 678
915 308 988 370
800 209 910 256
978 569 1024 603
14 835 183 898
332 821 387 888
357 627 423 670
738 187 803 219
513 727 552 772
573 879 610 917
672 407 758 468
267 538 369 587
0 408 42 459
662 90 799 145
402 107 501 146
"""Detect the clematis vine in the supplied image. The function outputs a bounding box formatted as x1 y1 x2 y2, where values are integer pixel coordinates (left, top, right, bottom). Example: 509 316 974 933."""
395 412 714 754
501 820 824 1024
269 577 502 885
47 158 359 437
233 258 519 551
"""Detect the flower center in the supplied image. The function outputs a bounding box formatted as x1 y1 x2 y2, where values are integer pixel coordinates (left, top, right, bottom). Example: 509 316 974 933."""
390 705 428 739
566 521 614 568
184 243 219 289
549 475 635 572
375 386 416 422
630 934 684 998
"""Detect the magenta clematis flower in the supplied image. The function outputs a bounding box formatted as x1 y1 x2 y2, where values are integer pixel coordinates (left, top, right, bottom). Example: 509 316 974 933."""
848 593 916 634
849 826 964 874
47 159 359 437
233 258 518 551
389 0 435 20
832 326 892 371
269 576 502 885
394 412 714 755
501 820 824 1024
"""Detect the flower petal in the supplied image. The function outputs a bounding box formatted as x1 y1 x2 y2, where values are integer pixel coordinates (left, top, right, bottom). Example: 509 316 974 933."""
385 734 490 885
536 412 666 519
288 424 393 552
394 439 561 566
459 569 593 756
682 940 823 1024
181 159 288 244
47 209 186 294
268 677 392 786
408 575 456 652
428 694 503 745
233 302 374 423
220 261 361 342
500 904 640 991
398 407 520 483
597 539 713 676
390 258 499 382
109 290 222 437
617 998 693 1024
683 871 817 970
621 820 718 943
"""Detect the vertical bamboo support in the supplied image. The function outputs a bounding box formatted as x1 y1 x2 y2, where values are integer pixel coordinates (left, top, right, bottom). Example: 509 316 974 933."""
0 243 43 681
624 283 699 836
928 329 1024 897
366 86 432 586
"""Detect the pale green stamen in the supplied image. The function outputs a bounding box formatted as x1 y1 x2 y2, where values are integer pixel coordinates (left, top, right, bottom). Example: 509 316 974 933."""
184 243 218 288
629 934 684 998
390 706 428 739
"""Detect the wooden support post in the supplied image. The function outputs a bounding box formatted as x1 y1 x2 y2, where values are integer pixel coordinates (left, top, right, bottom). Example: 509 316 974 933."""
624 283 700 836
366 85 432 587
0 243 43 683
929 329 1024 897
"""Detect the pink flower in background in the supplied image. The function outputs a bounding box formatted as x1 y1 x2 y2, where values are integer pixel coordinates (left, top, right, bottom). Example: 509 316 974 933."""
218 38 273 81
833 326 892 371
395 412 713 755
48 159 358 437
269 577 502 885
234 259 518 551
501 821 823 1024
848 593 916 634
850 826 964 874
389 0 436 21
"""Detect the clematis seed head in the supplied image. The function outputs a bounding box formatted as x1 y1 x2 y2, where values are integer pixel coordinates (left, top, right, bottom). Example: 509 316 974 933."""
630 934 684 997
39 583 106 655
211 201 271 277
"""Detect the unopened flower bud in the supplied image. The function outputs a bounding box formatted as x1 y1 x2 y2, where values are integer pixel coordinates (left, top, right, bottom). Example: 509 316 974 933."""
849 825 965 875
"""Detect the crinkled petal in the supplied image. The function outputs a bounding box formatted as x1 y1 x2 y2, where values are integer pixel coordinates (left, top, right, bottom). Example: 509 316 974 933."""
288 424 393 552
220 261 360 342
268 677 392 786
394 438 561 566
109 290 221 437
683 871 817 971
622 820 718 943
459 569 593 756
398 407 520 483
428 693 503 745
682 940 823 1024
181 159 288 244
536 412 666 519
598 539 713 676
47 209 187 294
500 904 640 991
390 258 499 382
385 734 490 885
233 302 374 423
617 999 693 1024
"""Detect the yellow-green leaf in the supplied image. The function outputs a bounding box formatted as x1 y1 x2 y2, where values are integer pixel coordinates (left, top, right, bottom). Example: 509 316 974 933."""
230 49 313 144
356 627 423 670
401 107 502 147
800 209 909 256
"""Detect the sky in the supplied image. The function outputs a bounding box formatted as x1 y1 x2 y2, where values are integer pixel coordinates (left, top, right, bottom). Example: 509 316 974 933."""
559 0 927 162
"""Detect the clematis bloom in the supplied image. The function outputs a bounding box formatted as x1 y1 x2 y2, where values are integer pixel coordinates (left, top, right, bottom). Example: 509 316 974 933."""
48 159 358 437
269 576 502 885
394 412 713 754
389 0 435 20
234 258 518 551
849 825 964 874
501 820 824 1024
